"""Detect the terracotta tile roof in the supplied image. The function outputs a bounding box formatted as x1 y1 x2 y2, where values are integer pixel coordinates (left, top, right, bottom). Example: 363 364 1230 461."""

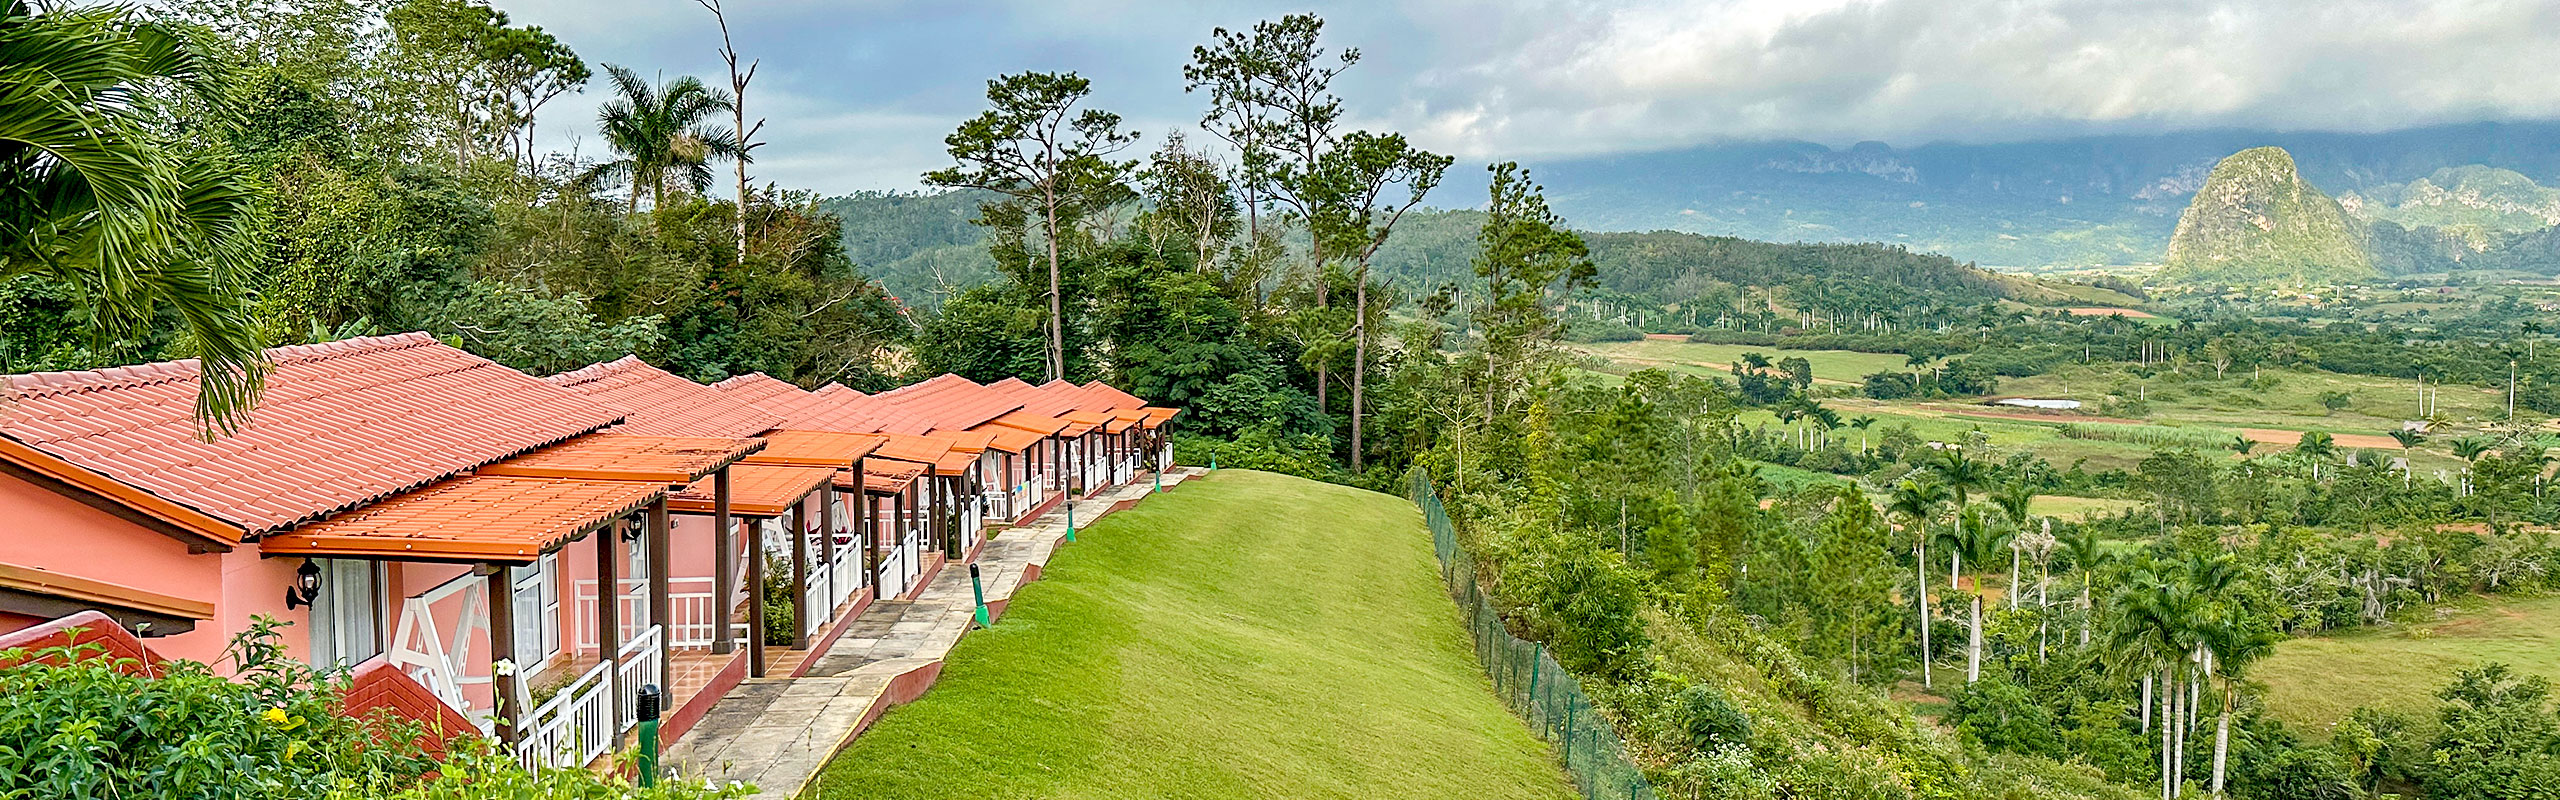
259 475 660 564
478 435 764 484
1080 380 1148 411
547 357 784 438
869 374 1022 432
984 410 1071 436
667 464 833 517
977 427 1048 453
739 430 884 468
776 386 930 435
1037 379 1117 413
934 429 997 454
989 378 1083 417
857 460 928 494
1140 407 1181 428
0 333 622 538
867 432 960 466
710 373 838 421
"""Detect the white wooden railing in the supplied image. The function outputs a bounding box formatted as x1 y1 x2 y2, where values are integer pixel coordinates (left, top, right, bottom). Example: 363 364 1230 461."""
827 535 862 610
613 625 661 734
575 577 723 650
876 530 921 599
514 623 663 771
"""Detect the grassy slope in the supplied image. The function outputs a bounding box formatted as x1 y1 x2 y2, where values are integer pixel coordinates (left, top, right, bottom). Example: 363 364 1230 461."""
809 470 1570 800
2257 595 2560 731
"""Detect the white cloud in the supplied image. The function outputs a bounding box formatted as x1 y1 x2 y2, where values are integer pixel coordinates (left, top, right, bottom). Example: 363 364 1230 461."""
491 0 2560 191
1391 0 2560 159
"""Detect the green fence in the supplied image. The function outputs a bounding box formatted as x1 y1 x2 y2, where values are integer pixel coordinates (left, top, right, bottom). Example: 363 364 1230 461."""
1409 471 1656 800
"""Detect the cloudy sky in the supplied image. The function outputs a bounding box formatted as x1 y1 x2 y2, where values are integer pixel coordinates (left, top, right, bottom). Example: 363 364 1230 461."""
498 0 2560 196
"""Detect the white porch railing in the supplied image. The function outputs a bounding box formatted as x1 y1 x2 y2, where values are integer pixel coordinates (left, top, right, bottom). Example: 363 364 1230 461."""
876 530 922 599
827 534 862 610
515 624 664 771
575 577 723 650
613 626 661 734
514 657 614 770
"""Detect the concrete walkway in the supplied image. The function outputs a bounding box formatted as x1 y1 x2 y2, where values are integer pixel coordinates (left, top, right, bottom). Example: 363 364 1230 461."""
668 467 1201 799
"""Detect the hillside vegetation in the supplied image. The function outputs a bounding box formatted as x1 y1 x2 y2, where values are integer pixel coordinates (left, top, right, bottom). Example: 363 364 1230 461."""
2163 147 2374 285
812 470 1570 800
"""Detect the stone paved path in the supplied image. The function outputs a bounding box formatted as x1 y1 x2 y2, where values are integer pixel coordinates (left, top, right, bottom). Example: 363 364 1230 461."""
668 467 1200 799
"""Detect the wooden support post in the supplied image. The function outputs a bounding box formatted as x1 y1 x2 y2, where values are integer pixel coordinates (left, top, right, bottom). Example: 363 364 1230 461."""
864 490 881 590
593 514 622 722
789 497 810 650
712 467 735 655
819 485 838 606
484 565 521 748
647 496 672 683
745 519 766 677
931 467 951 558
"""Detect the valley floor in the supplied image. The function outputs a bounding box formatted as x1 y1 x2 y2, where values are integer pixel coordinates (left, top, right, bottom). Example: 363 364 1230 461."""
2257 594 2560 731
807 470 1571 800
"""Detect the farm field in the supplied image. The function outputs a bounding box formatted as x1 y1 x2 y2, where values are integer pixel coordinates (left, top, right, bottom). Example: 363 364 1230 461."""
1582 339 2547 476
2256 595 2560 732
810 470 1571 800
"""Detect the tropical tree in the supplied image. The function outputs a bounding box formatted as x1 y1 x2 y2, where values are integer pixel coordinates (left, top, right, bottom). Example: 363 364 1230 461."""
584 64 739 213
2200 608 2279 799
1 0 267 429
1302 132 1448 470
2060 525 2111 646
925 71 1137 382
1887 479 1948 688
2453 435 2494 463
1929 445 1993 509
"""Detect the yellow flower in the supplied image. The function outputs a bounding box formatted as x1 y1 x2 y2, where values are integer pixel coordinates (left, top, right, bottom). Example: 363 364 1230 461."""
262 706 290 725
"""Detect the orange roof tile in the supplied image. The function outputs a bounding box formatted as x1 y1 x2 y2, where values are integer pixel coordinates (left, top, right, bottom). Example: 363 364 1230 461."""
547 357 784 438
857 460 929 494
934 429 997 454
0 333 622 538
869 374 1023 432
988 378 1084 417
739 430 885 468
710 373 839 421
985 410 1071 435
260 476 660 564
666 464 833 518
1139 407 1181 428
1080 380 1148 411
478 435 763 484
978 427 1048 453
868 432 960 465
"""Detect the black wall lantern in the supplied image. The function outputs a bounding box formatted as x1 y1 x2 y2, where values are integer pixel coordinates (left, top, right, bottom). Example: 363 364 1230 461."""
284 559 323 609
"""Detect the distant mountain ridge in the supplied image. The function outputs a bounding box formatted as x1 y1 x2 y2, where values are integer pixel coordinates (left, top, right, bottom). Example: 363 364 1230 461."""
1519 121 2560 268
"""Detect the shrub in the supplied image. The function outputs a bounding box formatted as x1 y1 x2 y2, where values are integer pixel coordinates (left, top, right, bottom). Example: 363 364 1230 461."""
1568 319 1646 343
1948 676 2062 758
1674 684 1752 751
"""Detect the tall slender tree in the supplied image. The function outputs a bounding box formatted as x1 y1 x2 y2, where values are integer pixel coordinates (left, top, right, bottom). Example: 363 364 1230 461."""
1306 132 1449 470
1888 479 1949 688
696 0 761 276
925 72 1136 382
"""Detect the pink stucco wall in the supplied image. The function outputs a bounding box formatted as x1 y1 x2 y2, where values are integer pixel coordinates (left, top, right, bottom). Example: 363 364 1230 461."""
0 473 309 665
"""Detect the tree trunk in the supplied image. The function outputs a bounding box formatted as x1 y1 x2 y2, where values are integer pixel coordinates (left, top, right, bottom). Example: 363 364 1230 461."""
1351 277 1366 471
1917 539 1932 689
2081 577 2093 647
1966 594 1982 683
2158 670 2172 800
2211 683 2233 799
2141 674 2153 734
1044 198 1066 382
1951 550 1962 592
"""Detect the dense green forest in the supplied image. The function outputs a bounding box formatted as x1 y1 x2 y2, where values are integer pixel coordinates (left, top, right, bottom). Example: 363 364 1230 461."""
10 2 2560 800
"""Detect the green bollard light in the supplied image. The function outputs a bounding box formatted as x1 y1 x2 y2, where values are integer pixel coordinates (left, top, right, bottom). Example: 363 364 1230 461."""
1153 467 1162 493
969 563 991 628
634 683 663 787
1065 501 1076 543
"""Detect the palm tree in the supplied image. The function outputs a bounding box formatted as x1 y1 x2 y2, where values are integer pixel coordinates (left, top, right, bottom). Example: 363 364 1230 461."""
2199 610 2277 799
1990 481 2035 607
1928 446 1992 509
2061 525 2110 647
2232 438 2258 457
2389 428 2426 486
2453 435 2494 463
1888 479 1949 688
2 0 266 429
585 64 741 213
2111 564 2202 798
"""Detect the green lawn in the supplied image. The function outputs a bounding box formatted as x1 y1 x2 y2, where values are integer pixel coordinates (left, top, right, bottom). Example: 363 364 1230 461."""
2257 595 2560 732
807 470 1570 800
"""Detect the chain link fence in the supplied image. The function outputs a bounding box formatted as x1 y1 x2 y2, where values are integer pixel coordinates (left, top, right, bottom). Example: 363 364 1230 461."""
1410 470 1656 800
